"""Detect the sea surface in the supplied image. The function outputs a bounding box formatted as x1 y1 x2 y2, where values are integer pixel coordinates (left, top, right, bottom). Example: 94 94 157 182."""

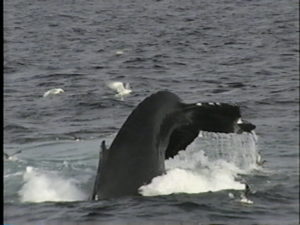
3 0 299 224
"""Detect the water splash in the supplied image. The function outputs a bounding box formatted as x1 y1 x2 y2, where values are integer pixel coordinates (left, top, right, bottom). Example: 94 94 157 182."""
19 166 87 202
192 131 259 171
139 132 259 196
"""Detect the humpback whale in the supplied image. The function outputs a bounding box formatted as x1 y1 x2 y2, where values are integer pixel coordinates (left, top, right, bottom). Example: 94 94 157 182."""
91 91 255 200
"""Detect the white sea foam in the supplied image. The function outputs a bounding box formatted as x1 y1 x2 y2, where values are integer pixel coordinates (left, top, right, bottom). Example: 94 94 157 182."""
107 81 132 99
139 132 258 197
19 166 87 202
240 193 254 204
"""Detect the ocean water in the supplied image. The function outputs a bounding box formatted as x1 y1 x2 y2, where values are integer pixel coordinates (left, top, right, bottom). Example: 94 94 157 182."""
3 0 299 224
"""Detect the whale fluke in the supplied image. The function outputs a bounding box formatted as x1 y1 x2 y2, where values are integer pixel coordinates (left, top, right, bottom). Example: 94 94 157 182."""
91 91 256 199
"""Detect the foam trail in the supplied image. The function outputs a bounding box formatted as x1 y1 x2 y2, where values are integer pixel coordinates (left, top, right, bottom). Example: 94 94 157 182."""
139 133 258 197
19 167 87 202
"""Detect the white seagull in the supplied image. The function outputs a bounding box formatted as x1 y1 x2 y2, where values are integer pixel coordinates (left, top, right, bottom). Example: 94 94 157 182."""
107 81 132 99
43 88 64 98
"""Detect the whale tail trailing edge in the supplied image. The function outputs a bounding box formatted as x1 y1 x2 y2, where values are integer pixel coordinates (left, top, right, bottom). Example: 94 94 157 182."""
165 102 255 159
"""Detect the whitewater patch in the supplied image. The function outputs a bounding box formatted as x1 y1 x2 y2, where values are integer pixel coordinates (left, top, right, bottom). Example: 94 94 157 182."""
19 166 87 203
139 167 245 196
139 132 259 197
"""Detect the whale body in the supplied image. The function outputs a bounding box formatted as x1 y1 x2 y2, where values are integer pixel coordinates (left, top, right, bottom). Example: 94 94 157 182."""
91 91 255 200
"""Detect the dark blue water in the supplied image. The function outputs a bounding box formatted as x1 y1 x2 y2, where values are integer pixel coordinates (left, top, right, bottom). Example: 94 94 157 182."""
4 0 299 224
